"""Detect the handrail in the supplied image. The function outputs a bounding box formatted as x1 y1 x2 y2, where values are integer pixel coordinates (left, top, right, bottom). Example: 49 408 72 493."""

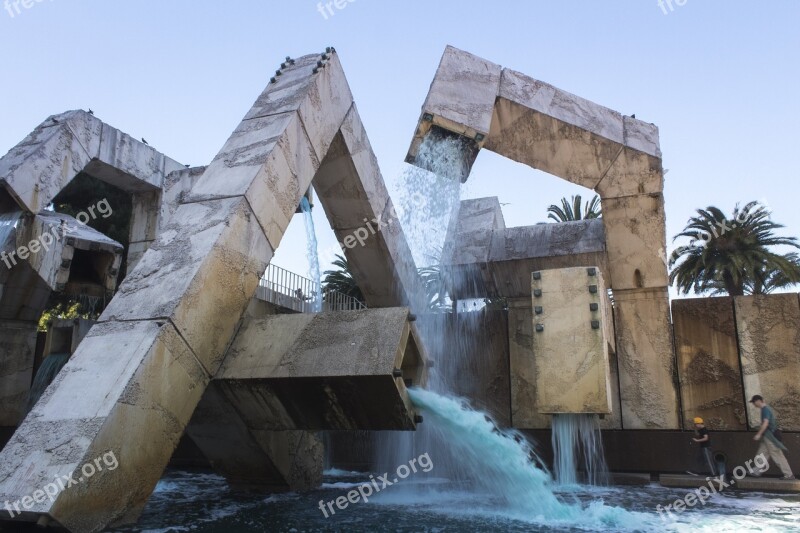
257 263 366 313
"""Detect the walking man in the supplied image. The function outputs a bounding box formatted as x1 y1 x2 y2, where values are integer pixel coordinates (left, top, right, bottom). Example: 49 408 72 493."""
751 395 795 480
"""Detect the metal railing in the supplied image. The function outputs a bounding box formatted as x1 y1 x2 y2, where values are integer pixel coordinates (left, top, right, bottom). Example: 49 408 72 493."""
257 263 366 313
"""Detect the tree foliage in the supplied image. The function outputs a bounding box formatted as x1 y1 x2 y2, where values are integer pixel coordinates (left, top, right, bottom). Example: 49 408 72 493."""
669 202 800 296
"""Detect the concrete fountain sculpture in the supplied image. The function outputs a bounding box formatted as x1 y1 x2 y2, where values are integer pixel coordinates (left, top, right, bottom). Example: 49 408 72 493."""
1 44 798 531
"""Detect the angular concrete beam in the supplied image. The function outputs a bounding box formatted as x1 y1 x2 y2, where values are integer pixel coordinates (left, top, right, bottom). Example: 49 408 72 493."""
406 45 500 170
0 320 209 531
531 267 613 414
0 110 183 214
186 382 323 490
0 50 366 530
0 49 431 530
313 105 423 308
215 308 427 430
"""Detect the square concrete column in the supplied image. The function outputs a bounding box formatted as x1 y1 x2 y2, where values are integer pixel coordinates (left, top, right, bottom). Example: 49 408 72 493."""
614 288 680 429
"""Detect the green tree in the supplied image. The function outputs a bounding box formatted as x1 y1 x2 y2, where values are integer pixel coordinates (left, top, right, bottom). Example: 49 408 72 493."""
547 194 602 222
322 254 365 303
669 202 800 296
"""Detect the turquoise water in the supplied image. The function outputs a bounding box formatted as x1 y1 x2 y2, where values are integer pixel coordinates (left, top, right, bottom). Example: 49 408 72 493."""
106 469 800 532
105 389 800 532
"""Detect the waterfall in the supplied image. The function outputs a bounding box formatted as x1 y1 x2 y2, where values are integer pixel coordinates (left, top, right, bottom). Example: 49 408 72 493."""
0 211 21 255
26 353 71 413
299 196 322 312
551 414 610 486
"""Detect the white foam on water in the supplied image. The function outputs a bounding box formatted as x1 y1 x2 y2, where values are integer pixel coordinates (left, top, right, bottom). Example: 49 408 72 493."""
407 388 652 531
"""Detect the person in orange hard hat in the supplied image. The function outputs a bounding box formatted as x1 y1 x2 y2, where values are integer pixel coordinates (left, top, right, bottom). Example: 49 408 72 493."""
687 417 717 477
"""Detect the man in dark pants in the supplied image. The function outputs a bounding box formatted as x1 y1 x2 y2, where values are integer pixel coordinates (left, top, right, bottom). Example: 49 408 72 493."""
750 395 795 480
688 417 716 476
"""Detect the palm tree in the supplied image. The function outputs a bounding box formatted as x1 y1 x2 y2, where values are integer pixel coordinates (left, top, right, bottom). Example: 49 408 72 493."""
418 265 451 312
547 194 602 222
669 202 800 296
322 254 365 302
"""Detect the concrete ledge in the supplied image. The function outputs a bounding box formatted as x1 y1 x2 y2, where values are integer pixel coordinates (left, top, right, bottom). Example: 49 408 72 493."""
660 474 800 493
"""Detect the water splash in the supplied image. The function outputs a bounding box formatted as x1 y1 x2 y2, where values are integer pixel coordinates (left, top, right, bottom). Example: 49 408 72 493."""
26 353 70 413
408 389 644 529
552 414 611 486
299 196 322 312
395 133 465 268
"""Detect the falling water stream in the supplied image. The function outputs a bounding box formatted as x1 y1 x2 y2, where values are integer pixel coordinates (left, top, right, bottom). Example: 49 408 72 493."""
25 353 71 413
552 414 611 487
300 196 322 312
0 211 21 255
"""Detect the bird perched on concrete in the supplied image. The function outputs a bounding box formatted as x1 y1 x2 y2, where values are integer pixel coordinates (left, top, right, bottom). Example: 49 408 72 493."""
88 109 94 115
631 114 636 119
141 138 149 145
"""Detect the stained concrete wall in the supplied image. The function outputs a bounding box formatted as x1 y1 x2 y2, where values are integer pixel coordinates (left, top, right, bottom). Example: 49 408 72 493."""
443 197 609 300
673 298 747 430
735 294 800 431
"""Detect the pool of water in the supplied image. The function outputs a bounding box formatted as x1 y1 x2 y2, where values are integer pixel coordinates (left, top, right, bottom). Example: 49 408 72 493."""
107 469 800 532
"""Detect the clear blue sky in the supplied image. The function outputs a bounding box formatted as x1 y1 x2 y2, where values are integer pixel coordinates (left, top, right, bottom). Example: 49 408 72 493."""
2 1 798 295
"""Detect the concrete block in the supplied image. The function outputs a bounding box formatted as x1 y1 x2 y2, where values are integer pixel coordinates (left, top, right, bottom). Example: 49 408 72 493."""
596 148 664 198
0 319 209 531
0 320 37 426
530 267 613 414
129 190 161 244
158 166 206 234
406 45 501 163
216 308 426 430
298 53 355 162
0 114 92 213
499 68 625 147
100 197 272 376
186 111 319 251
485 220 609 299
622 115 662 158
244 54 323 120
614 288 680 429
186 382 323 490
601 193 669 290
735 294 800 430
673 297 747 430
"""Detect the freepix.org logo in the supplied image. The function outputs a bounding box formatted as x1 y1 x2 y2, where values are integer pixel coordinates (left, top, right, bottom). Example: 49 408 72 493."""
4 0 55 19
